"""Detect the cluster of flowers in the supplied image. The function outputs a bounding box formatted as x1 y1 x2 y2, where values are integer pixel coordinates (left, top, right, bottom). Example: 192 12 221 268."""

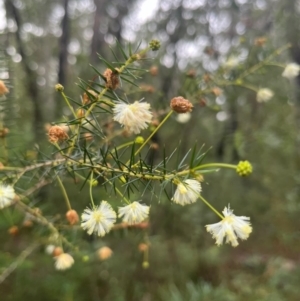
224 61 300 103
254 61 300 102
0 177 252 257
0 91 254 271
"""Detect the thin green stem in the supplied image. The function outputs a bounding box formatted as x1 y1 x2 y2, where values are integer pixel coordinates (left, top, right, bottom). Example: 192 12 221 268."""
103 175 130 205
238 43 291 80
89 171 95 208
195 163 237 171
127 110 173 166
198 194 224 219
61 92 77 118
66 48 150 157
15 195 76 251
56 176 72 210
111 141 134 154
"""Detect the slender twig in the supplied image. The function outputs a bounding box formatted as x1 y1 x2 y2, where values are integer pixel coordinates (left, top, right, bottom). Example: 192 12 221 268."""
0 242 39 285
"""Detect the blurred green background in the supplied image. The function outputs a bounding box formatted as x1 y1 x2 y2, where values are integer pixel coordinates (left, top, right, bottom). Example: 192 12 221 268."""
1 0 300 300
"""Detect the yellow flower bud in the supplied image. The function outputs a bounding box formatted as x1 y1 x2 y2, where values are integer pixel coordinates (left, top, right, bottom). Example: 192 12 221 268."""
236 160 253 176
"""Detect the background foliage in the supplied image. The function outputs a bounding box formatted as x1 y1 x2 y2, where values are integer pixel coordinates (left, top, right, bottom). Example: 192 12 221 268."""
1 0 300 300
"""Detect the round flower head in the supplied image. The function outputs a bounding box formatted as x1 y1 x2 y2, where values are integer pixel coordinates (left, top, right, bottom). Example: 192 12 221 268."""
282 63 300 79
256 88 274 103
118 201 150 225
45 244 55 255
206 206 252 247
81 201 116 236
48 125 68 143
236 160 252 176
54 253 74 270
223 56 239 69
97 246 113 261
113 101 152 134
0 184 16 209
170 96 193 113
176 112 191 124
172 179 201 206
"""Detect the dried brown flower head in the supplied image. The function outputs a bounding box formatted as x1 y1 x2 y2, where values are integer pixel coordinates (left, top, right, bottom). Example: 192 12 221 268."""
140 84 155 93
83 132 93 141
0 80 9 96
203 73 211 83
23 219 33 228
186 69 196 78
170 96 193 113
82 90 98 105
76 108 85 119
66 209 79 225
103 68 119 90
199 98 207 107
212 87 223 96
8 225 19 236
254 37 267 47
0 127 9 138
149 66 158 76
138 243 149 252
48 125 68 143
150 143 159 150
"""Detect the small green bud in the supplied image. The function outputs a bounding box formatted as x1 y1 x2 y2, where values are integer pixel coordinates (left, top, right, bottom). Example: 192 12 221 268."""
135 136 144 144
131 54 141 61
149 39 160 51
142 261 149 269
119 176 126 184
90 179 98 187
55 83 64 92
82 255 89 262
236 160 252 176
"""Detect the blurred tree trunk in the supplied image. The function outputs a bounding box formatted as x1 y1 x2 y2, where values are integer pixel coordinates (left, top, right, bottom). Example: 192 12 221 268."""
55 0 71 119
91 0 135 63
5 0 43 141
91 0 106 64
216 97 239 161
57 0 70 89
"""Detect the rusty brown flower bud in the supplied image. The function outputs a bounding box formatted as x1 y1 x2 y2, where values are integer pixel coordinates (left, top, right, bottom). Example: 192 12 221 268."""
66 209 79 225
138 243 149 252
149 66 158 76
103 68 119 90
48 125 68 143
53 247 63 257
170 96 193 113
97 246 113 260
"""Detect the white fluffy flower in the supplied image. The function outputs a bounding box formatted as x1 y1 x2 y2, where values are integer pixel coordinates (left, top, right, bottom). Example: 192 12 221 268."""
282 63 300 79
54 253 74 270
256 88 274 103
176 112 191 124
118 201 150 225
172 179 201 206
206 206 252 247
223 56 239 69
45 245 55 255
113 101 152 134
81 201 116 236
0 184 16 209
